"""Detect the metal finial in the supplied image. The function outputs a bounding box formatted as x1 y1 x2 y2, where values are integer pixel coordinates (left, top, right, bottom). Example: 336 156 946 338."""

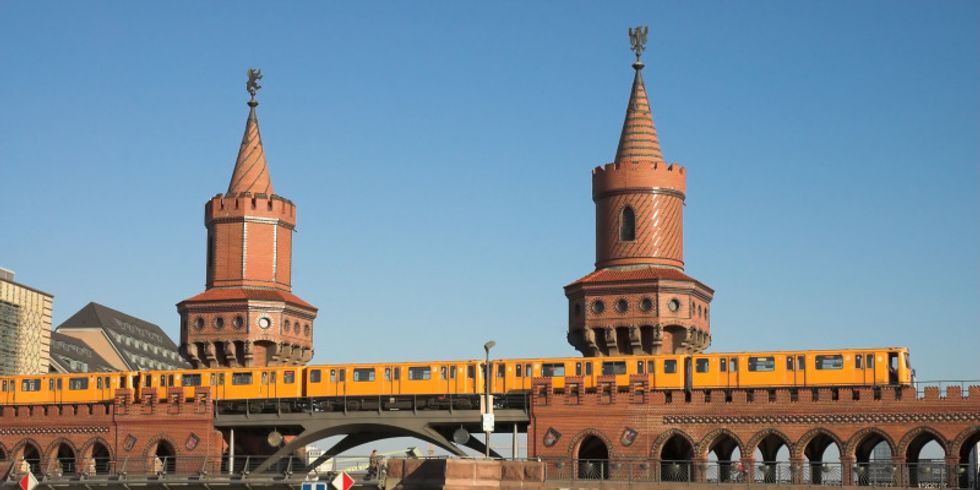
628 26 649 63
246 68 263 103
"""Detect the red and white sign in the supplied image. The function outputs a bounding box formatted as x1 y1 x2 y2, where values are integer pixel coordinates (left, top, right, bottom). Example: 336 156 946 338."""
331 471 354 490
19 473 37 490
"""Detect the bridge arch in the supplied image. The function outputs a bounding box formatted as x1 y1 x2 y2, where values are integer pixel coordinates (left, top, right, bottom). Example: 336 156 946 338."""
9 439 43 476
952 426 980 489
79 437 114 475
698 428 744 460
846 427 896 462
747 428 794 460
143 434 178 475
570 430 611 480
44 438 79 476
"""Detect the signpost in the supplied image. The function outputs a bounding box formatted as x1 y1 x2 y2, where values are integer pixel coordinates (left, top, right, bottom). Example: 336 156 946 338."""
19 473 37 490
331 471 354 490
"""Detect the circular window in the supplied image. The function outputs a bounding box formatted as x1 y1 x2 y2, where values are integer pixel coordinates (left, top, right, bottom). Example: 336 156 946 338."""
233 315 244 329
194 317 205 330
640 298 654 312
257 316 272 329
304 324 311 337
591 300 605 314
668 299 680 312
213 317 225 330
616 299 629 313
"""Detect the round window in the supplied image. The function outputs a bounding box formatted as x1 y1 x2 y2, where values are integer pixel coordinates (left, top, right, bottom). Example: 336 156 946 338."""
233 315 244 329
640 298 654 312
257 316 272 329
591 300 605 314
213 317 224 329
668 299 680 312
616 299 629 313
194 317 205 330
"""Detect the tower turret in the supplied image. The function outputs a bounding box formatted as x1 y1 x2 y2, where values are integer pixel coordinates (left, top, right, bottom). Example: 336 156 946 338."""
178 70 318 367
566 28 713 356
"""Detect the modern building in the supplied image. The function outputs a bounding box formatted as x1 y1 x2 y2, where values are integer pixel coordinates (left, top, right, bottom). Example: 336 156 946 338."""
0 268 53 375
55 302 189 371
564 37 713 356
48 331 117 373
177 76 318 368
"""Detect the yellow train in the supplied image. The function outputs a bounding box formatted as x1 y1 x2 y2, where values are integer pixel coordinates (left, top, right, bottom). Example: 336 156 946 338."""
0 347 912 407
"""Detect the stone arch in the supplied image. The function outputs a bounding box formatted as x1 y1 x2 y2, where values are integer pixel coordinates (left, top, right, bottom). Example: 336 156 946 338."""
652 429 696 460
567 428 615 461
78 437 114 475
845 427 897 461
746 428 795 460
44 438 79 475
698 428 744 460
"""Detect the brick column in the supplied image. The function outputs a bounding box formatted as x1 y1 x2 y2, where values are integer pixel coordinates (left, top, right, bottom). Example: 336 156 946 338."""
840 455 855 486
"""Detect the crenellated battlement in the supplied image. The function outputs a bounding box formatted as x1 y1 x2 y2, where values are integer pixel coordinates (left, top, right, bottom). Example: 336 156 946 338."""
592 160 687 199
206 191 296 223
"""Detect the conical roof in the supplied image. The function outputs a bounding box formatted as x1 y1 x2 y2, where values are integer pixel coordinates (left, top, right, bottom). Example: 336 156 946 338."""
227 100 274 195
614 61 665 163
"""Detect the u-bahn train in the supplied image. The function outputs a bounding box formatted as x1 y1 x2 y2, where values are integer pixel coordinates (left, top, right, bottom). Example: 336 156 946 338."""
0 347 912 407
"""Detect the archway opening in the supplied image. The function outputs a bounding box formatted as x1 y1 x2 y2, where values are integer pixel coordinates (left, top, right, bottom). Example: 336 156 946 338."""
905 432 947 487
0 446 6 462
803 432 841 485
957 430 980 489
91 441 111 475
22 443 42 476
56 443 76 475
753 433 791 484
153 440 177 475
576 435 609 480
705 434 742 482
661 434 693 482
853 432 893 486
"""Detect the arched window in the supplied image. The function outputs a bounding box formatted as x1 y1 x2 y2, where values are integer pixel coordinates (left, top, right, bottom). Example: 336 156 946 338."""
620 207 636 241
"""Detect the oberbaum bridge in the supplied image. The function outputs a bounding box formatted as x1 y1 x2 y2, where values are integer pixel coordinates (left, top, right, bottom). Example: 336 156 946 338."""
2 29 978 489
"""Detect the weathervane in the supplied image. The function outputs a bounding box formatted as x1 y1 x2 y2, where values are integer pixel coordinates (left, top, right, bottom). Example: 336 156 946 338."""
246 68 263 102
628 26 649 63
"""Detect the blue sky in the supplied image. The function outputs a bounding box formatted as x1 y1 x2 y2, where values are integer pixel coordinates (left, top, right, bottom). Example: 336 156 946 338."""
1 1 977 382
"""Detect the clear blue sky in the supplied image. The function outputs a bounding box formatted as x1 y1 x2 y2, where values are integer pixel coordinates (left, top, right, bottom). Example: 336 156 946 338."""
1 1 977 382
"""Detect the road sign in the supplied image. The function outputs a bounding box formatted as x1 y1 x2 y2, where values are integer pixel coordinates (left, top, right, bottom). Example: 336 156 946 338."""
331 471 354 490
19 473 37 490
482 413 495 432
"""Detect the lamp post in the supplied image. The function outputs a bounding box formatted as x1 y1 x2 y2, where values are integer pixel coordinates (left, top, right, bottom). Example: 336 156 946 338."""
483 340 496 459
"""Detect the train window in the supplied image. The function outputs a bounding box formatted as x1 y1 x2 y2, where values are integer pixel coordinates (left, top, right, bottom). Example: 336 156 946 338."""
145 376 152 388
384 368 391 381
496 364 505 379
542 363 565 377
330 370 337 383
97 377 103 389
1 380 6 392
261 372 269 385
408 367 432 381
525 364 531 377
183 374 202 387
271 372 277 384
748 357 775 372
786 357 794 371
467 365 475 379
664 360 677 374
855 355 863 369
310 369 322 383
450 366 457 379
57 378 62 390
440 367 447 380
515 364 522 377
394 367 401 380
637 361 644 374
602 361 627 375
647 361 655 373
798 356 805 370
284 371 295 384
218 374 225 385
866 354 874 368
815 355 844 370
22 379 41 392
575 363 582 376
69 378 89 390
49 379 54 391
339 370 346 382
905 353 911 369
353 369 375 382
232 372 253 385
585 362 593 376
160 375 167 387
168 374 175 386
731 358 738 371
720 358 727 372
695 359 709 373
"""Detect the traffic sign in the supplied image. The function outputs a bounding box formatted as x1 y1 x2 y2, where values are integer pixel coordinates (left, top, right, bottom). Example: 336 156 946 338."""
19 473 37 490
331 471 354 490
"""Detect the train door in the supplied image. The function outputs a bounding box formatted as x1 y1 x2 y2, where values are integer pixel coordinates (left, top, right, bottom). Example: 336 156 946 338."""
384 366 401 396
210 372 226 400
888 352 899 385
858 353 875 386
683 358 693 393
728 356 740 388
794 355 806 387
495 362 507 394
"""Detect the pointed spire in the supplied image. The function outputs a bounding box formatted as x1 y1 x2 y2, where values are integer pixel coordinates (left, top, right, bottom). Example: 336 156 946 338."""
614 27 665 164
227 69 273 195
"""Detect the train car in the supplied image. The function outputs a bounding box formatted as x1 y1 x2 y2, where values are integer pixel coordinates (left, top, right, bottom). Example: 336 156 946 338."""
304 360 482 398
210 366 304 400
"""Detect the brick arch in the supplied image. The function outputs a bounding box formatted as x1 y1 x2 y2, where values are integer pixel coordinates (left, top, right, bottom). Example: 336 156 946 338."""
43 437 79 471
78 436 114 460
566 428 616 460
845 427 896 459
141 433 180 458
8 438 44 461
697 428 744 459
796 428 844 460
745 428 795 459
0 442 7 461
897 426 948 460
950 426 980 459
651 428 696 460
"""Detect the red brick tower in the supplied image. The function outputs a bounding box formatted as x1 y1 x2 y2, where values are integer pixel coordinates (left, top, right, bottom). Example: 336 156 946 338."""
178 71 317 367
566 29 713 356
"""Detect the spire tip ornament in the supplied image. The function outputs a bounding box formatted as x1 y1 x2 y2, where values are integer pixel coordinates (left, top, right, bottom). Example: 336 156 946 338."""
246 68 263 106
628 26 649 69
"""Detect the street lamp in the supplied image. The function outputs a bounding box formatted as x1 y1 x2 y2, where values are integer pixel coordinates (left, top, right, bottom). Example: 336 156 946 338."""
483 340 496 459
